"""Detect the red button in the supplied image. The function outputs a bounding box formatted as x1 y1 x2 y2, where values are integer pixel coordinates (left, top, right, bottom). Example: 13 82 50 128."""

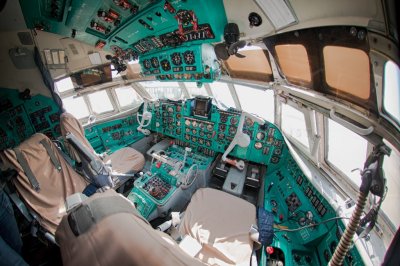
279 214 284 221
156 162 162 168
266 246 274 254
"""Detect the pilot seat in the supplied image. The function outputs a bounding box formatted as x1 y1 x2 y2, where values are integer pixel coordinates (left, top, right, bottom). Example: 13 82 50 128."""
0 133 88 235
59 112 145 185
56 188 256 266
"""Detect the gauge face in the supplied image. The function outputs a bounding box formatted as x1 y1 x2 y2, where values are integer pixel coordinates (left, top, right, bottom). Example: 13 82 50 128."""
183 50 195 65
192 129 197 134
151 57 159 68
167 107 173 113
254 142 263 150
185 134 190 140
192 121 198 128
206 124 213 131
176 129 181 134
185 119 191 126
158 75 166 80
229 126 237 135
160 59 171 71
176 114 181 119
176 105 181 112
185 128 190 133
171 52 182 66
192 136 197 142
219 124 226 131
206 133 212 139
199 122 204 129
199 138 204 145
245 117 254 127
205 141 211 147
218 133 224 140
256 132 265 140
143 59 151 69
230 116 238 125
199 131 205 137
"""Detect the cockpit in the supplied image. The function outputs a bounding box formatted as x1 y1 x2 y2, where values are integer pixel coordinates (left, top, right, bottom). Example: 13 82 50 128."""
0 0 399 265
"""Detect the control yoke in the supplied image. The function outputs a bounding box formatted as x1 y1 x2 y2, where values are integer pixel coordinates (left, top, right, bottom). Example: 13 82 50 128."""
137 100 152 135
222 111 265 170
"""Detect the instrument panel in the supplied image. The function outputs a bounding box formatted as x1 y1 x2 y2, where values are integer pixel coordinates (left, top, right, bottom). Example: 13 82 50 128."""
146 98 285 165
140 44 219 82
84 115 145 154
0 88 61 150
19 0 227 60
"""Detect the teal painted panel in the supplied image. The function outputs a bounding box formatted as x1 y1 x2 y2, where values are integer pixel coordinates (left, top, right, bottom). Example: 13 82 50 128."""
0 88 61 150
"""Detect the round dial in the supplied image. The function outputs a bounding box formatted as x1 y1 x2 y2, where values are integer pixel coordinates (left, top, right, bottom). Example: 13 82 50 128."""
192 121 198 128
245 117 254 127
229 126 236 135
199 122 204 129
205 141 211 147
176 106 181 112
192 136 197 142
230 116 238 125
151 57 159 68
256 132 265 141
185 134 190 140
199 131 205 137
185 128 190 133
160 59 171 71
206 124 213 131
176 128 181 135
143 59 151 69
218 133 224 140
199 138 204 145
219 124 226 131
171 52 182 66
192 129 197 134
185 119 191 126
254 142 263 150
167 107 173 113
183 50 195 65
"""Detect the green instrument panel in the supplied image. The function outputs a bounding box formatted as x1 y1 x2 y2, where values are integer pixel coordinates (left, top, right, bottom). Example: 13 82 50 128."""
19 0 227 58
0 88 61 150
140 44 219 83
145 99 286 168
261 156 363 265
84 115 145 154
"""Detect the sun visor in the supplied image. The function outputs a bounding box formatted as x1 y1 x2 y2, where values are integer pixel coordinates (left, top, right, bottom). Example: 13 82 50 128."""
263 26 378 115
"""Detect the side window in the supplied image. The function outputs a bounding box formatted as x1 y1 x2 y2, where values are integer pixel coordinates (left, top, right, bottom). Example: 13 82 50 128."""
87 90 114 115
326 119 368 187
62 95 90 119
55 77 74 93
383 61 400 125
234 84 274 123
209 82 236 108
281 103 309 148
114 86 143 109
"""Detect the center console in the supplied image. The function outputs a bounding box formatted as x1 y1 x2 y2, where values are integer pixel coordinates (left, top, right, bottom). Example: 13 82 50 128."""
127 139 215 220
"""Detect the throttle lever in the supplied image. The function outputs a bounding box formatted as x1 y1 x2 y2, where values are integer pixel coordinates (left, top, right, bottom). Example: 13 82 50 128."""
224 158 245 171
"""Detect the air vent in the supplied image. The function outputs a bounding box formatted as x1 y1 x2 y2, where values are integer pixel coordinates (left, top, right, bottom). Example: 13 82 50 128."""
17 32 33 45
68 44 79 55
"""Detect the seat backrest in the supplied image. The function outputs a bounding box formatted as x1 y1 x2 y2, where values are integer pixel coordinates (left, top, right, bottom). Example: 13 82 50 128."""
0 133 88 234
60 112 94 163
56 189 205 266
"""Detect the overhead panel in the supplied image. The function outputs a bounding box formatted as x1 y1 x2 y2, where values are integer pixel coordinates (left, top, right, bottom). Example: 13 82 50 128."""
19 0 228 82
